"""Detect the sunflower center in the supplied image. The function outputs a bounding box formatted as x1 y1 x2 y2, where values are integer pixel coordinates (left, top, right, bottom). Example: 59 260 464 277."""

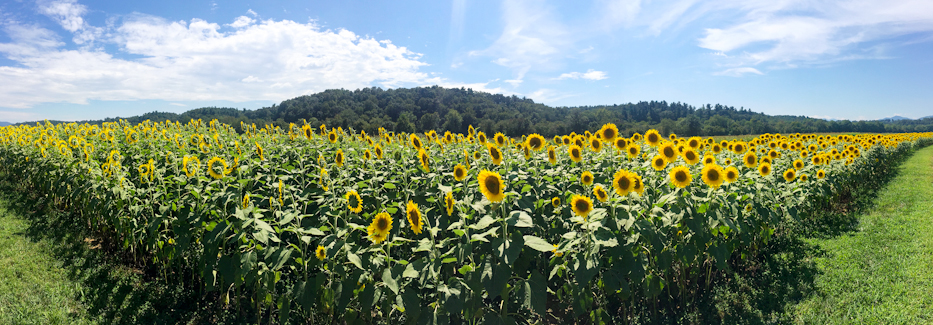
583 175 592 183
707 169 720 181
409 212 420 225
455 168 465 178
675 171 688 182
377 218 389 231
572 148 580 158
491 149 500 160
663 147 675 158
686 152 696 160
350 195 360 207
575 200 589 212
727 171 737 179
617 177 630 190
648 134 659 143
529 137 541 148
654 158 664 167
484 177 500 195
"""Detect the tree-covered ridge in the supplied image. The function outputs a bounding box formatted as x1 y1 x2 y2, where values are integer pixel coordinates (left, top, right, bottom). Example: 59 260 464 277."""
23 86 933 135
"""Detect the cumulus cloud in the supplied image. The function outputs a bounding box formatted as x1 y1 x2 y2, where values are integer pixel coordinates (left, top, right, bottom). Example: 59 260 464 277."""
0 11 435 109
556 69 608 80
713 67 763 77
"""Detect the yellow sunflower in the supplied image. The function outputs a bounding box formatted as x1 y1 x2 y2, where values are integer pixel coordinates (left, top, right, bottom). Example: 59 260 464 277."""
547 146 557 164
631 174 645 196
580 171 594 186
183 155 200 177
758 163 772 176
799 174 808 182
255 142 264 160
700 164 724 189
659 142 678 163
569 195 593 219
669 165 692 188
477 170 506 203
732 141 747 154
375 144 384 159
724 166 739 183
743 152 758 168
346 190 363 213
488 144 503 165
817 169 826 179
315 245 326 260
207 157 229 179
625 144 640 158
612 169 634 196
328 130 338 143
444 192 455 216
793 159 804 170
477 131 487 144
368 212 393 244
590 136 602 152
682 149 700 165
494 132 507 147
783 168 796 182
614 138 628 152
644 129 662 147
551 197 561 208
599 123 619 143
453 163 468 181
335 149 345 167
568 145 583 163
593 185 609 202
651 155 668 171
410 134 423 150
526 133 546 151
418 149 430 172
406 200 423 235
703 155 715 165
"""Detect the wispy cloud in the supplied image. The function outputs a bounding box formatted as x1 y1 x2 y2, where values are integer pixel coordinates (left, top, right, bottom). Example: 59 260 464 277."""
556 69 608 80
0 8 437 109
713 67 762 77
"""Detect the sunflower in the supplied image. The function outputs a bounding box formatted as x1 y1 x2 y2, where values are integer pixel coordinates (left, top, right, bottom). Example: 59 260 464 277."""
590 137 602 152
768 149 779 159
418 149 430 171
364 150 372 160
494 132 507 147
581 171 594 186
758 163 772 176
816 169 826 179
444 192 455 216
242 192 251 208
569 195 593 219
526 133 546 151
793 159 804 170
683 149 700 165
477 170 505 203
319 168 329 191
686 137 702 150
669 133 677 140
315 245 326 260
303 125 314 140
255 142 264 160
410 134 423 150
611 169 633 196
328 130 338 143
724 158 732 165
724 166 739 183
346 190 363 213
701 164 724 189
760 157 772 165
783 168 796 182
568 145 583 163
644 129 662 147
659 142 678 163
799 174 808 182
551 197 561 208
487 145 503 165
368 212 393 244
374 144 384 159
453 164 468 181
631 174 645 196
743 152 758 168
651 155 668 171
732 141 747 154
522 144 531 159
599 123 619 143
183 155 200 177
335 149 345 167
547 146 557 164
703 155 715 165
593 185 609 202
811 155 823 165
406 200 423 234
207 157 229 179
477 131 488 144
669 165 692 188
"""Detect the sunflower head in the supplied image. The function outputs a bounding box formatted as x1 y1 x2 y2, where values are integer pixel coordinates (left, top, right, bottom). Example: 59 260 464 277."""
494 132 507 147
645 129 662 147
659 142 678 163
406 201 423 235
207 157 228 179
599 123 619 143
453 163 468 181
669 165 692 188
410 134 423 150
569 195 593 219
651 155 668 171
444 192 455 216
526 133 546 151
477 170 505 203
783 168 796 182
551 197 561 208
612 169 634 196
547 146 557 164
566 145 583 163
703 155 715 165
817 169 826 179
758 163 772 176
581 171 594 186
683 149 700 165
315 245 327 260
418 149 430 172
346 190 363 213
328 130 338 143
631 174 645 196
486 144 503 165
255 142 264 160
732 141 747 154
335 149 345 167
590 137 602 152
743 152 758 168
701 164 724 189
593 185 609 202
799 174 808 182
724 166 739 183
368 212 393 244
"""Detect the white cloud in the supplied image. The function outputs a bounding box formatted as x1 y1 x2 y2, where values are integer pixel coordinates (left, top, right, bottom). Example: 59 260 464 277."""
469 0 570 80
557 69 608 80
247 9 258 17
528 88 574 104
228 16 255 28
713 67 763 77
169 102 186 107
37 0 87 32
0 13 436 109
504 79 523 87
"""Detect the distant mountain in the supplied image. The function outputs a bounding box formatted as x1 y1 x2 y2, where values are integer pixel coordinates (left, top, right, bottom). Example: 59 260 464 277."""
0 121 11 127
878 115 912 122
920 115 933 120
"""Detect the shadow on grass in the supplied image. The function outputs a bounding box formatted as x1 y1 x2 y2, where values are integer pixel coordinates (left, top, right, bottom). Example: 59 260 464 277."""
0 180 248 325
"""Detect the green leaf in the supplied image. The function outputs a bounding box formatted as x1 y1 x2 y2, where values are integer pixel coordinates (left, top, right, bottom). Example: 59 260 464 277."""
383 182 397 189
382 268 399 294
347 252 363 270
469 215 498 230
524 271 546 316
522 235 553 252
506 211 534 228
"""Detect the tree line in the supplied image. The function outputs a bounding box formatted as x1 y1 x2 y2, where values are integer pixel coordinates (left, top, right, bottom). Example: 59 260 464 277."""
22 86 933 136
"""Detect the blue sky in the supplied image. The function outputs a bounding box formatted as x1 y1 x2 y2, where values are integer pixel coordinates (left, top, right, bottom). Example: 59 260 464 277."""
1 0 932 123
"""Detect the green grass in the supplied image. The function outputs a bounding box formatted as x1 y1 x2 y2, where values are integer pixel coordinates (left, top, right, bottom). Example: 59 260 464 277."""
0 202 93 325
789 145 933 323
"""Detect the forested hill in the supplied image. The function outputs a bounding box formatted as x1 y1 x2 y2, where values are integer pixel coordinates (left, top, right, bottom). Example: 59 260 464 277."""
20 86 933 136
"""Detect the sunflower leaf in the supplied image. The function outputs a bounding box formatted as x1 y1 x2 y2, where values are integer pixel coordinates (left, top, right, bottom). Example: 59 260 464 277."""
506 211 534 228
522 235 553 252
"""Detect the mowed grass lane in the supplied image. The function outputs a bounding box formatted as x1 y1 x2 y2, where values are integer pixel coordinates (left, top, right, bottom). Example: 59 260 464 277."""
791 144 933 324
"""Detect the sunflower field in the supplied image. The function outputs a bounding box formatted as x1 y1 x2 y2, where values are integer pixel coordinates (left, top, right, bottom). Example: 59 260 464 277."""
0 119 930 324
